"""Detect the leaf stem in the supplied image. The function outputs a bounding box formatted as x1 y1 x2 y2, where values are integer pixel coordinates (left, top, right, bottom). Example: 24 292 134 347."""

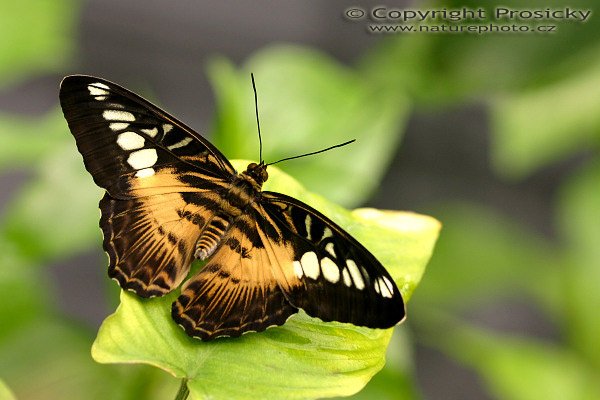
174 379 189 400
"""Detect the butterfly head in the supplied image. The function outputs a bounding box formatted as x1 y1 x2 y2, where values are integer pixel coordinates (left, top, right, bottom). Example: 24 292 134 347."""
243 161 269 188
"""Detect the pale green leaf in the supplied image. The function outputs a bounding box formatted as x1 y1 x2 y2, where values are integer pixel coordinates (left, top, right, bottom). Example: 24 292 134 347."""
342 330 421 400
0 379 16 400
92 161 440 400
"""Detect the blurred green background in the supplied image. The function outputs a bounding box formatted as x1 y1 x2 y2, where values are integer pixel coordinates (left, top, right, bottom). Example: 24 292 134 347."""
1 0 599 399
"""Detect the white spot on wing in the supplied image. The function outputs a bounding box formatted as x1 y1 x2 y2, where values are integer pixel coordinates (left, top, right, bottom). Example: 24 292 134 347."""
163 123 173 133
141 127 158 137
322 228 333 239
374 279 381 294
321 257 340 283
325 242 336 258
109 122 129 131
378 277 393 298
103 110 135 121
167 136 193 150
342 268 352 287
88 83 109 97
382 276 394 294
135 167 155 178
127 148 158 169
293 261 303 278
300 252 319 280
117 131 145 150
346 259 365 290
305 215 312 240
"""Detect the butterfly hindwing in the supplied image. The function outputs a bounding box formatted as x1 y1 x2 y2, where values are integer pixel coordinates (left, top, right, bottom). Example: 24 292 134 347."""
100 191 217 297
259 192 405 329
172 213 298 340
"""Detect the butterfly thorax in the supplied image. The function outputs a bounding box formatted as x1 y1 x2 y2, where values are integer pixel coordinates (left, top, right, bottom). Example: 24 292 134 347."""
240 162 268 191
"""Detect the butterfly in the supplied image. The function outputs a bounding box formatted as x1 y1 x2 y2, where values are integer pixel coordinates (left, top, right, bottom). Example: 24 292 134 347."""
59 75 405 340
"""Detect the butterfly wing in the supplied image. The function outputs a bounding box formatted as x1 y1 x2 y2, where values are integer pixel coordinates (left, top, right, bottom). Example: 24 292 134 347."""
60 75 234 297
172 213 298 340
60 75 235 198
259 192 405 329
172 192 404 340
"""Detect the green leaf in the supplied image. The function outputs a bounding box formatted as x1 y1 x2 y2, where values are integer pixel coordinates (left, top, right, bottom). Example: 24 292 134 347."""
491 54 600 179
0 250 178 400
432 322 600 400
0 243 50 341
92 161 440 400
0 320 118 400
0 0 79 86
557 160 600 367
342 330 421 400
0 319 181 400
0 111 66 170
1 139 103 262
412 203 561 312
208 46 410 207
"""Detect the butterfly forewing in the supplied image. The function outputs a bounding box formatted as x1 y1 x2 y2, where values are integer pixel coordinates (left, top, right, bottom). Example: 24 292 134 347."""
60 75 405 340
260 193 405 328
60 76 231 297
59 76 235 198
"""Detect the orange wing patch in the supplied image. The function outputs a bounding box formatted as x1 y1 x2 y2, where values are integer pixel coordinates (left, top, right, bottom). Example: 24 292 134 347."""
101 191 212 297
172 217 298 340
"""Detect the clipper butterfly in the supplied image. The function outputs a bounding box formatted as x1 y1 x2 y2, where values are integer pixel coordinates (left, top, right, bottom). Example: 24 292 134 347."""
59 75 405 340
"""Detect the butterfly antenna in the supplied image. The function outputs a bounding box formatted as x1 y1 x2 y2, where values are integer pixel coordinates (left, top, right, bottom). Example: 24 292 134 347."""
251 73 263 164
267 139 356 166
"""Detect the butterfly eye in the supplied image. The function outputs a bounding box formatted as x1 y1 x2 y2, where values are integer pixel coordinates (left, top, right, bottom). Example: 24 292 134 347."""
248 162 258 169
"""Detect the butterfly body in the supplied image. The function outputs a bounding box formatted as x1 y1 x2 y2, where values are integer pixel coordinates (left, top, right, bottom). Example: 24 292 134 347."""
190 163 265 260
60 75 405 340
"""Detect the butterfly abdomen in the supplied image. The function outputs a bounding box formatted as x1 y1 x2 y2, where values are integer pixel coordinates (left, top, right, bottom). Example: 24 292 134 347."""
195 215 230 260
193 171 264 260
